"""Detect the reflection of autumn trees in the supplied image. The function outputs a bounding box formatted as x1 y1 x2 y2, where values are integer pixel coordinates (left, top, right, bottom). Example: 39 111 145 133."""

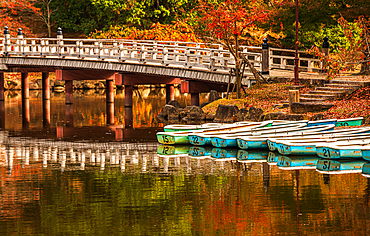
2 158 370 234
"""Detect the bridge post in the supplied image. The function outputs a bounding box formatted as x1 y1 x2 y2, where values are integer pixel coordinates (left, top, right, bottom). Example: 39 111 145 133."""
262 38 270 75
4 27 9 55
166 84 175 103
65 80 73 104
21 72 29 99
125 106 133 128
124 85 133 107
191 93 199 106
0 72 4 101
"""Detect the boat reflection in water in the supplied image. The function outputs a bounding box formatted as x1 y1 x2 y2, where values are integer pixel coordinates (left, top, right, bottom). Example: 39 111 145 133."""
267 152 282 165
211 148 238 161
317 159 368 174
237 150 269 163
188 146 213 159
277 155 320 170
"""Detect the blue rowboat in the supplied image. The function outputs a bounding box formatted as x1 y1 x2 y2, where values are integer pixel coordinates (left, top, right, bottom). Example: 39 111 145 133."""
307 119 337 127
188 146 213 158
237 124 335 150
157 145 191 157
267 127 370 151
210 123 307 148
316 159 368 174
188 121 271 146
211 148 238 161
336 117 363 127
361 163 370 178
237 150 269 163
360 147 370 161
267 152 282 165
316 141 370 159
277 155 320 170
276 134 370 155
158 121 271 145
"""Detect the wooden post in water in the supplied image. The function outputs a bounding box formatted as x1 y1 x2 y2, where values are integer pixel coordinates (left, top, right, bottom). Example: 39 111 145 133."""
289 90 300 108
65 80 73 104
42 72 51 127
21 72 29 99
166 84 175 103
0 72 4 101
191 93 199 106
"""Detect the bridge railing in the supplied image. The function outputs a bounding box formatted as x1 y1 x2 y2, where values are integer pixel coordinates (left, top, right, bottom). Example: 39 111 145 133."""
0 37 321 73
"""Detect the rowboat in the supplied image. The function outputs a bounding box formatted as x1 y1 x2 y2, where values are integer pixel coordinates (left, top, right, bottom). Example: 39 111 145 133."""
275 134 370 155
316 159 368 174
336 117 363 127
267 127 370 151
237 124 335 150
157 145 191 156
360 147 370 161
188 146 213 159
237 150 269 163
211 148 238 161
316 141 370 159
361 163 370 178
267 152 282 165
210 123 308 148
277 155 320 170
307 119 337 127
188 120 309 146
158 121 271 145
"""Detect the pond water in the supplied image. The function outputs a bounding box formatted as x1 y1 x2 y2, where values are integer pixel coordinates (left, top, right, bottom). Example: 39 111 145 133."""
1 88 370 235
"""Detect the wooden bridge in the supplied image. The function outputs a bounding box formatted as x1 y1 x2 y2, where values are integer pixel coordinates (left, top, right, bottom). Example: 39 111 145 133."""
0 28 323 127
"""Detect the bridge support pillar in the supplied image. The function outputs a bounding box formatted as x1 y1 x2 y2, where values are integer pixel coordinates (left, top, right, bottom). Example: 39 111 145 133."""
0 72 4 101
66 104 73 127
21 72 29 99
22 98 30 130
65 80 73 104
0 101 5 129
107 103 114 125
125 106 133 128
191 93 199 106
42 72 51 127
106 79 115 125
166 84 175 103
124 85 133 107
21 72 30 129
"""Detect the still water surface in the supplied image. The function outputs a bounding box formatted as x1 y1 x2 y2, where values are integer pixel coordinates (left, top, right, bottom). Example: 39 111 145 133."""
1 88 370 235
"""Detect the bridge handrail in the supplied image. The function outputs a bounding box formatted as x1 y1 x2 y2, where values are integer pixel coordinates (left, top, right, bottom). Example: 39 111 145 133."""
0 37 322 73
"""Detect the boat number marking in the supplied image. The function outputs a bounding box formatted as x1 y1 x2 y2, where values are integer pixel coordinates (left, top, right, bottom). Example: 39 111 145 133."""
192 147 199 155
338 122 349 127
192 136 199 144
322 160 331 170
163 146 170 154
323 148 331 158
162 136 169 143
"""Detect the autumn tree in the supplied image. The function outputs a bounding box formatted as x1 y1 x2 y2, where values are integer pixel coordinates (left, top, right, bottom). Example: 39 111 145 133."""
195 0 269 98
0 0 40 36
